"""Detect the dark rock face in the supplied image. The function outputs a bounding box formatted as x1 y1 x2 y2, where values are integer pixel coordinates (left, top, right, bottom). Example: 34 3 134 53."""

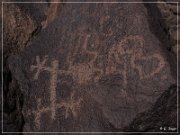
2 1 63 133
124 85 178 132
2 1 178 134
3 0 63 58
7 2 177 132
3 3 37 58
157 1 180 55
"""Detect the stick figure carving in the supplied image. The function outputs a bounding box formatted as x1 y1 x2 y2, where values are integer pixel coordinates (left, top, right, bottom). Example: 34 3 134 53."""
30 56 82 129
29 35 166 129
31 56 59 120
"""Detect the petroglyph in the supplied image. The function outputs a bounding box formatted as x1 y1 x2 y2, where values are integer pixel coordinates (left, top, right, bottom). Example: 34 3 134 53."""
49 60 59 119
31 35 166 86
66 34 103 84
27 98 51 129
66 34 166 86
131 53 166 79
57 92 83 118
27 93 82 128
108 35 166 88
31 56 59 120
29 35 166 129
107 35 144 88
30 56 83 129
31 56 48 80
28 94 82 129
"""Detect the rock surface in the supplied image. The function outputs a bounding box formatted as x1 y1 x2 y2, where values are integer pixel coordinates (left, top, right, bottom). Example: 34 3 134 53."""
124 85 178 132
2 0 178 133
2 0 62 133
155 1 180 56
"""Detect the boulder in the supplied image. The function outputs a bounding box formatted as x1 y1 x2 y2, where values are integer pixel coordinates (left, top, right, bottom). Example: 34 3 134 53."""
8 2 176 132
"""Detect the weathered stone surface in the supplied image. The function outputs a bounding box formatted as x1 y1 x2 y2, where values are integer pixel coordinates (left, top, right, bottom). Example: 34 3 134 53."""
124 85 178 132
3 0 63 58
2 0 64 133
3 3 37 57
7 2 177 132
156 1 180 56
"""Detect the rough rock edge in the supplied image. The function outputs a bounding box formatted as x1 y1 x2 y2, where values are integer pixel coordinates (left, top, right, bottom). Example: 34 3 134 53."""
124 85 178 133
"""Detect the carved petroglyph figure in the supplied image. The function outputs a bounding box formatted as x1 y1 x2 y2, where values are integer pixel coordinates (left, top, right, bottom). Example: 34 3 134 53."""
108 35 144 88
31 56 59 120
57 92 83 118
31 55 48 80
108 35 166 88
131 53 165 79
30 56 82 129
66 34 166 86
28 96 82 129
29 35 166 129
27 98 51 129
66 34 103 84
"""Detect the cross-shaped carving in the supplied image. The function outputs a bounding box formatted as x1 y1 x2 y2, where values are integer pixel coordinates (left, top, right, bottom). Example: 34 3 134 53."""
31 56 59 120
30 56 82 129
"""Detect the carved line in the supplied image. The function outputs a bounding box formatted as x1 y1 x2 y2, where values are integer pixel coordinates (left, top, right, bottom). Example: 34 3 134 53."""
29 34 166 129
31 56 48 80
28 93 82 129
49 60 59 119
108 35 165 85
132 53 165 79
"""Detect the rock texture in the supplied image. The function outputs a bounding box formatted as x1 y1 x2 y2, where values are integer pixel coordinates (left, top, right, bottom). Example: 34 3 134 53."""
3 3 36 57
2 0 63 133
124 85 178 132
2 0 179 133
157 1 180 55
